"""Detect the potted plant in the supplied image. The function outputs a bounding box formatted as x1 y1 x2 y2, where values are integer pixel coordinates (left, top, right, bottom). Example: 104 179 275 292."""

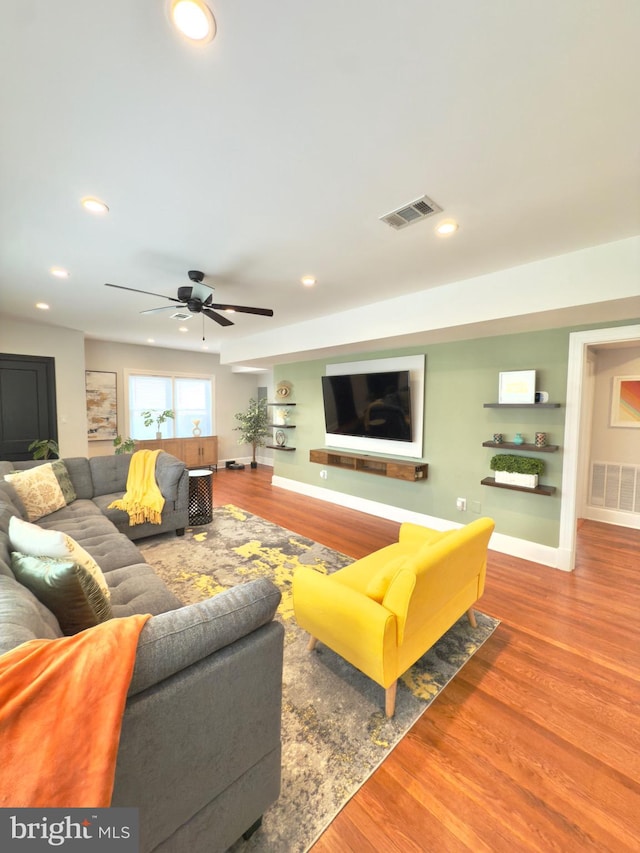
28 438 59 460
113 435 136 455
234 397 269 469
141 409 174 439
490 454 545 489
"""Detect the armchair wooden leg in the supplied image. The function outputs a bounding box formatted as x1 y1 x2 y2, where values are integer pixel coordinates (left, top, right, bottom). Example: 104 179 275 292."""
385 681 397 718
307 635 318 651
467 607 477 628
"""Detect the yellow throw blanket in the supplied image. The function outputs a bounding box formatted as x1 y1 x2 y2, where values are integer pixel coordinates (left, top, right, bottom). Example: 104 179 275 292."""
109 449 164 525
0 614 151 807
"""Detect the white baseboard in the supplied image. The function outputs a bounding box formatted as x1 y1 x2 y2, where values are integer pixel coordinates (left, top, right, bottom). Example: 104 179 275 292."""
271 475 566 570
582 506 640 530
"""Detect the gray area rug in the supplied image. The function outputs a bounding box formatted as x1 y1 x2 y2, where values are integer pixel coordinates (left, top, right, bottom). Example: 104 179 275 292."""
139 505 500 852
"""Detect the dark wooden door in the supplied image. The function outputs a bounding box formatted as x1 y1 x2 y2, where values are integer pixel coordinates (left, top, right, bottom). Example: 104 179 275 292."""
0 354 57 461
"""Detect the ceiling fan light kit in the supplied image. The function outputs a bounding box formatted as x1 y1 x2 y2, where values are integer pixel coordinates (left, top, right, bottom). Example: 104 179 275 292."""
105 270 274 328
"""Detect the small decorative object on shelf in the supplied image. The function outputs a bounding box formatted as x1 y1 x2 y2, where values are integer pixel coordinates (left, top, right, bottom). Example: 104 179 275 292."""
513 433 525 445
535 432 547 447
275 430 286 447
192 418 202 437
493 433 503 444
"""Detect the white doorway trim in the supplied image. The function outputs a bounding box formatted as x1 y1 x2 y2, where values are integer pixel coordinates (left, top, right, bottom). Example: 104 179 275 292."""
558 323 640 571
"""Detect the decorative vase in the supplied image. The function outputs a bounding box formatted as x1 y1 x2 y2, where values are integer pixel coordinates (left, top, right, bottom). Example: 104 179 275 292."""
535 432 547 447
493 433 503 444
156 431 162 440
513 433 525 445
192 419 202 437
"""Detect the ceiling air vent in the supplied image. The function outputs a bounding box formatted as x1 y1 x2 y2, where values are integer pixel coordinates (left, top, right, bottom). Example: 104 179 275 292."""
379 195 442 230
171 312 191 321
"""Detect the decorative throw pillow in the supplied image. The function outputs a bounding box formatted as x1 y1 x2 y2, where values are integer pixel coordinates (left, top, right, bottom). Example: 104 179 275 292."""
365 555 407 603
50 459 77 504
11 552 113 635
4 464 66 522
8 516 111 600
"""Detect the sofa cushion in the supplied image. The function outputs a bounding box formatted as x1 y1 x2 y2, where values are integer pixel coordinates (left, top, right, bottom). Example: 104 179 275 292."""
3 465 66 522
106 564 183 616
11 552 113 635
8 516 111 600
50 459 77 504
89 455 131 498
0 575 63 654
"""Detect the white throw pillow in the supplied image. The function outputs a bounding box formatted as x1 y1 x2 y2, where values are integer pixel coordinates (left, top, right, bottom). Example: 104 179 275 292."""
4 464 66 522
8 515 111 600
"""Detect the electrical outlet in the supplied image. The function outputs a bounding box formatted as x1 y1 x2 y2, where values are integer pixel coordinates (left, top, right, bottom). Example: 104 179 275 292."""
456 497 466 511
320 469 328 480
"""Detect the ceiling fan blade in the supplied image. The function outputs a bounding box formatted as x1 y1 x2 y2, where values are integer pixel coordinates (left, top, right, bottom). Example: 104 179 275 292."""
140 304 187 315
203 307 234 327
209 303 274 317
105 283 182 303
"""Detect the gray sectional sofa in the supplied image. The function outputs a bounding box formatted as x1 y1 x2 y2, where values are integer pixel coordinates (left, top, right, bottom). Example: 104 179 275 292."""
0 453 284 852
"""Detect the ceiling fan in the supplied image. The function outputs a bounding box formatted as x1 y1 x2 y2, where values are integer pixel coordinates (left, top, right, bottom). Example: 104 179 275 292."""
105 270 274 327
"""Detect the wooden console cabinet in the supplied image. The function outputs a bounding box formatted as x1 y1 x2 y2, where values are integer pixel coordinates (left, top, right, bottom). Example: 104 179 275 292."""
135 436 218 470
310 448 427 482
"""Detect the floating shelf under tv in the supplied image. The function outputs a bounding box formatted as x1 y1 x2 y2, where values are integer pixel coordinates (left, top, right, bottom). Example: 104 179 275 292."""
310 448 427 481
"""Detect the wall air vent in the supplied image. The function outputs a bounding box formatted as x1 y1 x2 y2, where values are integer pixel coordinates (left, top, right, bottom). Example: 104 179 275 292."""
379 195 443 229
171 312 191 321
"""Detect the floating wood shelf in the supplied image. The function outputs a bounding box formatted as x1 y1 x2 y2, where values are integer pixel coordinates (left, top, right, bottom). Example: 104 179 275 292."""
310 449 427 481
482 441 559 452
268 424 296 429
267 445 296 451
483 403 561 408
481 477 556 496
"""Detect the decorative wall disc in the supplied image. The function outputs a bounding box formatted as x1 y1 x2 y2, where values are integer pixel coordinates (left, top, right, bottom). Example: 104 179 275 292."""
276 381 292 398
275 429 286 446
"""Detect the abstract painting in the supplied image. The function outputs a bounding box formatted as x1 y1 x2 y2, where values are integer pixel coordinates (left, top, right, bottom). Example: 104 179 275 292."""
86 370 118 439
610 375 640 428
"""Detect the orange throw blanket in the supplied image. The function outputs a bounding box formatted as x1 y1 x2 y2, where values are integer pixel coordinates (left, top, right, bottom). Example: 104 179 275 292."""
108 449 165 525
0 614 151 807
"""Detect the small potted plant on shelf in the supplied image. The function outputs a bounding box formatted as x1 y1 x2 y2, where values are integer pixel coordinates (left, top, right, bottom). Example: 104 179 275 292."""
489 454 545 489
234 397 269 469
141 409 174 439
28 438 59 460
113 436 136 455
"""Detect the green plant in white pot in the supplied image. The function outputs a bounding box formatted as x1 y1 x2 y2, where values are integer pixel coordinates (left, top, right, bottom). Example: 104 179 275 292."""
490 454 544 489
234 397 269 469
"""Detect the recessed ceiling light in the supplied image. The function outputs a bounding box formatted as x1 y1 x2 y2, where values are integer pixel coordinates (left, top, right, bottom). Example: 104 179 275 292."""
301 275 316 287
147 338 155 343
50 267 70 279
170 0 216 42
435 219 459 236
81 196 109 215
36 302 50 310
179 326 189 332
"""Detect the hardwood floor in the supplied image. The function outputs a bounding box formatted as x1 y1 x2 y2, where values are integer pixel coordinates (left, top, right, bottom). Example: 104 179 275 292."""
214 467 640 852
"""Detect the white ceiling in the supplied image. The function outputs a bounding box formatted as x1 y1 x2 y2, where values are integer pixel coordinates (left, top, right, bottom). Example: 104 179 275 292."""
1 1 639 365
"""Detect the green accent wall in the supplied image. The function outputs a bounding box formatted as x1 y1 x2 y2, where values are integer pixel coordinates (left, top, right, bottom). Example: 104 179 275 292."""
271 325 595 547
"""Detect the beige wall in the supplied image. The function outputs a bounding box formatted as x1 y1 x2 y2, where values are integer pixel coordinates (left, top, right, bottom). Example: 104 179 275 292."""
85 340 265 461
590 345 640 464
0 317 87 457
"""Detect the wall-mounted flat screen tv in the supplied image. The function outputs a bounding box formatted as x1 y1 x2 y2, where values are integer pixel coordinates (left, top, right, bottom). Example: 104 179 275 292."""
321 370 412 442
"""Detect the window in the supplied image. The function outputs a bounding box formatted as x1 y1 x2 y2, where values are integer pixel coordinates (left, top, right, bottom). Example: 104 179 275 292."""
126 371 214 439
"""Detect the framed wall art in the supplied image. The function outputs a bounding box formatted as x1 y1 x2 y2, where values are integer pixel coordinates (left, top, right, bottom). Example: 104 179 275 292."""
86 370 118 439
610 375 640 428
498 369 536 404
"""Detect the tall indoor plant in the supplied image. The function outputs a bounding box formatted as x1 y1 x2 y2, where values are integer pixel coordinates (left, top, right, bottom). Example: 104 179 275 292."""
234 397 269 469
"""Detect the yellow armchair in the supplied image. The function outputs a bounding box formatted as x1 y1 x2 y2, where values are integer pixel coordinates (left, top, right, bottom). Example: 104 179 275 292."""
292 517 495 717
